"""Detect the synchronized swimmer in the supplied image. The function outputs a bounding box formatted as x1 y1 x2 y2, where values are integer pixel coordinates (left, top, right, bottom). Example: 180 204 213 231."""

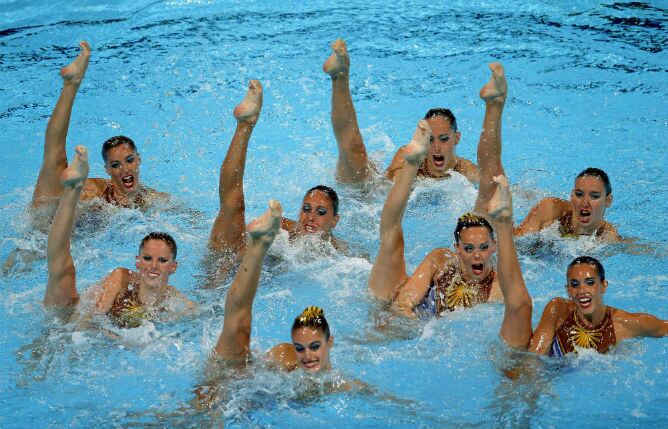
33 42 163 216
25 38 668 403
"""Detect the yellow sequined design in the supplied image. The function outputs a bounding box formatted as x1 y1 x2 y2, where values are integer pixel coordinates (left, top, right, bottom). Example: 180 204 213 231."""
445 280 476 309
568 312 604 350
117 300 147 329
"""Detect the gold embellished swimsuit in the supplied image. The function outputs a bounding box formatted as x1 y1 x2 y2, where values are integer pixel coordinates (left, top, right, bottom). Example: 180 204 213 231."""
108 283 147 328
558 213 605 238
550 307 616 357
103 184 147 209
415 261 495 317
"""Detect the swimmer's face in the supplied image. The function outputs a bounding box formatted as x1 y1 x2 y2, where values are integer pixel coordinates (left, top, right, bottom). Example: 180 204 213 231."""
424 115 461 177
298 190 339 235
566 263 607 317
292 327 333 373
104 144 141 195
135 239 177 287
569 176 612 232
455 226 496 281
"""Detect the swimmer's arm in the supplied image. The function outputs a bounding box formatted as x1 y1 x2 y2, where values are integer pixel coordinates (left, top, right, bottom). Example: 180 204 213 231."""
614 309 668 340
514 198 568 236
529 298 567 354
145 187 169 200
71 268 128 330
455 158 480 183
385 146 408 181
165 285 199 317
265 342 299 372
390 249 446 318
94 267 129 314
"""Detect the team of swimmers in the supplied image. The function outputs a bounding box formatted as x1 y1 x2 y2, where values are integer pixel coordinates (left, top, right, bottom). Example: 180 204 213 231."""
33 40 667 383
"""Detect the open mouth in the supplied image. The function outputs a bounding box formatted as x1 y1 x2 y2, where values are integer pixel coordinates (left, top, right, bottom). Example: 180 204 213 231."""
302 360 319 370
471 263 484 275
578 209 591 224
303 224 317 234
577 296 592 309
432 154 445 169
121 175 135 190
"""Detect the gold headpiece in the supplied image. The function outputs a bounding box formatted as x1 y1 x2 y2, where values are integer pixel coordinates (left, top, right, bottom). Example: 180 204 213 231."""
458 212 481 223
298 306 324 323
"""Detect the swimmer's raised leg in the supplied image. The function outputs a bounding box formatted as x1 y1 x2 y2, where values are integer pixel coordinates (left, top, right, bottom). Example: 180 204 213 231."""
209 80 263 257
368 121 431 302
32 41 90 208
44 145 89 307
214 201 282 363
324 39 372 183
485 176 532 348
474 63 507 213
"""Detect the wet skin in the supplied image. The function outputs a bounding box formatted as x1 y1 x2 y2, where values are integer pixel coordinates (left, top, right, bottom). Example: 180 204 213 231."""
569 176 612 234
134 239 177 288
104 144 141 195
292 327 333 372
566 263 608 323
298 190 339 235
454 226 496 282
423 115 461 177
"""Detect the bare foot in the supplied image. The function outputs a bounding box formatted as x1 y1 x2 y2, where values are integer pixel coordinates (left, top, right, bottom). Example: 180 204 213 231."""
403 120 431 165
60 41 91 85
61 145 89 188
485 175 512 221
323 39 350 77
233 80 263 124
479 62 507 104
248 200 283 245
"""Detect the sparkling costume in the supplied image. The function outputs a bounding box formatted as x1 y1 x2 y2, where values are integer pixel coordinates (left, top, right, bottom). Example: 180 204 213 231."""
415 261 495 318
550 307 616 357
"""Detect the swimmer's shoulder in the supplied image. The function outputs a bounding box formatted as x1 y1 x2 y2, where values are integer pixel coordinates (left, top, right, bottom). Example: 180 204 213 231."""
454 157 479 182
599 221 621 241
81 177 109 200
280 217 299 239
265 342 298 372
515 197 571 235
142 186 168 201
423 247 455 270
541 297 572 325
385 145 410 181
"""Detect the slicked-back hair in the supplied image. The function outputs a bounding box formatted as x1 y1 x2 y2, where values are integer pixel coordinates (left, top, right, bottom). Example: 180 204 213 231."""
102 135 137 162
424 108 458 131
139 232 177 259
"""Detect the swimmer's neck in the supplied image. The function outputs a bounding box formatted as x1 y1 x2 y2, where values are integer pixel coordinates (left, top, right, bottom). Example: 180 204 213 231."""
137 280 170 306
575 305 607 327
424 158 458 178
570 212 605 236
111 183 144 206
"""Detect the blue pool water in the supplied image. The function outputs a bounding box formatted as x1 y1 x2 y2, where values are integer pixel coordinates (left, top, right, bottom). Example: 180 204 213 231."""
1 1 667 427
